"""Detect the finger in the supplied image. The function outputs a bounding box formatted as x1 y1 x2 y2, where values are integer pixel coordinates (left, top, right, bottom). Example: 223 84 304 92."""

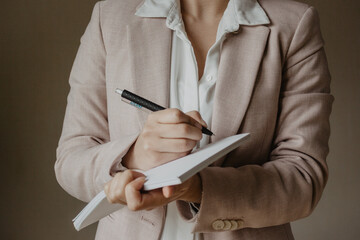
106 180 127 205
140 189 168 210
162 186 175 198
125 177 146 211
156 123 202 140
131 170 145 179
127 181 169 211
151 109 199 127
148 137 198 153
185 111 208 128
107 170 136 204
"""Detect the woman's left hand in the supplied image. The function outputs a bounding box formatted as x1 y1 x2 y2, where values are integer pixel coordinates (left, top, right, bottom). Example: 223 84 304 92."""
104 170 202 211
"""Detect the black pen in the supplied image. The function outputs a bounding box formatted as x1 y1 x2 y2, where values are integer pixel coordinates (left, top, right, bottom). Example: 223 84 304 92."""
115 88 214 136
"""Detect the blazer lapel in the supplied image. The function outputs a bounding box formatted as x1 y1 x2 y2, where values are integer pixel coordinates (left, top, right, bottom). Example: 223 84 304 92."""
211 26 270 166
127 18 172 128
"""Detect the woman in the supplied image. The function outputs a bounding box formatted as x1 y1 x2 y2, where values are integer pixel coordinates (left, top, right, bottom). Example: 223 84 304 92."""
55 0 333 239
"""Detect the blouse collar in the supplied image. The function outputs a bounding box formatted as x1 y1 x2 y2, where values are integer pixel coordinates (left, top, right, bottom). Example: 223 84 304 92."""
135 0 270 30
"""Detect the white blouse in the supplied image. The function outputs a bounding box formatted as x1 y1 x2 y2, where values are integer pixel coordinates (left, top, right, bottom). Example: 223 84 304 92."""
135 0 269 239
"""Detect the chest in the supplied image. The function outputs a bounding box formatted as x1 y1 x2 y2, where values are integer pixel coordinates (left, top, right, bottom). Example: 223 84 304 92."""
182 18 220 80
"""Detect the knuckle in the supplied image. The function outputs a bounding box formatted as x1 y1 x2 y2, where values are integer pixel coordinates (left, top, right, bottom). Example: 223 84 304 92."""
171 108 183 120
123 170 134 179
187 110 201 120
192 110 201 118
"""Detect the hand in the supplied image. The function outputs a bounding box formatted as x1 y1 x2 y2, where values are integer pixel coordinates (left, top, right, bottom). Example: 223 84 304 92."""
123 109 208 171
104 170 202 211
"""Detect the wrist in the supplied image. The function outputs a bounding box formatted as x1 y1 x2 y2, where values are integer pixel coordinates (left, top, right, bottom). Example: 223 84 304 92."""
180 174 202 203
122 143 137 169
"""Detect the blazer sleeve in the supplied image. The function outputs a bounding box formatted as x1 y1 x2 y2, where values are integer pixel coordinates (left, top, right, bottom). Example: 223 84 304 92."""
185 7 334 232
54 2 138 202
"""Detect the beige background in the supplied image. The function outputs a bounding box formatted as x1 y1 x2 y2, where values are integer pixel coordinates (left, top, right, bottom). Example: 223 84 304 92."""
1 0 359 239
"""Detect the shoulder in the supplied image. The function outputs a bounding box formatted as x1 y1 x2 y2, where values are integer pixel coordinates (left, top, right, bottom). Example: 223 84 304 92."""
258 0 324 55
98 0 144 17
259 0 322 40
259 0 313 26
90 0 144 45
97 0 143 21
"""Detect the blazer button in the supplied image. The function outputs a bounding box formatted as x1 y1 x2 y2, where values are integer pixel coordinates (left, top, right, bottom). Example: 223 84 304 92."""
212 220 225 230
230 220 239 230
223 220 232 230
237 219 245 229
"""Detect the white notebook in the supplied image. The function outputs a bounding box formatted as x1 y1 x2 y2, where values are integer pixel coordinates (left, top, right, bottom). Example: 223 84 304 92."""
73 133 249 231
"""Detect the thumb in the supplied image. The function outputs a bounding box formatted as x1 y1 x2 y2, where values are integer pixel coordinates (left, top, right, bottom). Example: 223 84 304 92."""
162 186 175 198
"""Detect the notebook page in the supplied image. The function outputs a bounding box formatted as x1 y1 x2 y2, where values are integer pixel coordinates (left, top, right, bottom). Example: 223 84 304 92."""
144 134 249 188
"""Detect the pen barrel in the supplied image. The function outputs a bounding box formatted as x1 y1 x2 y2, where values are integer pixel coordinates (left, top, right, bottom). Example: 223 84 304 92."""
122 89 165 112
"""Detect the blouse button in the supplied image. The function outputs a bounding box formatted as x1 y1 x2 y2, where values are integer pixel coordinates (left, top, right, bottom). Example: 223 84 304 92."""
206 75 213 82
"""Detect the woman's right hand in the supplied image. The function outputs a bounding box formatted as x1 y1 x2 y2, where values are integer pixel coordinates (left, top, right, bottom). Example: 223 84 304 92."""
122 108 208 171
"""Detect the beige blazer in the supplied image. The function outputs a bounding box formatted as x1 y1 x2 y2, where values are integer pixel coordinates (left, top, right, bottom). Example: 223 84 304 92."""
55 0 334 239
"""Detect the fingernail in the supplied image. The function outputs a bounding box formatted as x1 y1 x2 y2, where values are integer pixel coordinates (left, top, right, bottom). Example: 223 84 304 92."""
201 120 208 128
